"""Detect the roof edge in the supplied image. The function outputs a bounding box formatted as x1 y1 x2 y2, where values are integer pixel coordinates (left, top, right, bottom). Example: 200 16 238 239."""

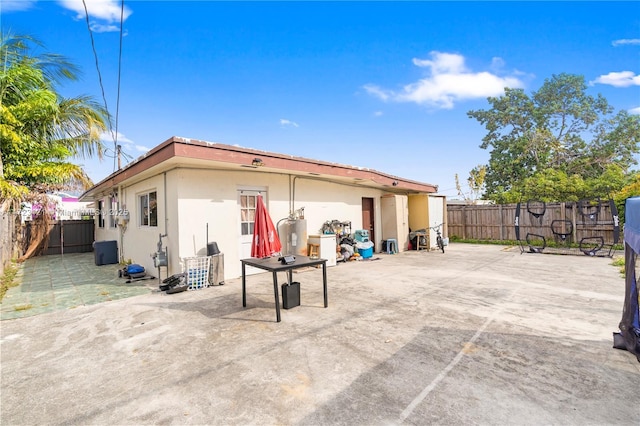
80 136 438 200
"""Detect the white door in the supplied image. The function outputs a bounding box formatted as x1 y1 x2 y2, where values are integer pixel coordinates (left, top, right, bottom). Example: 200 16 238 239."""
238 189 267 275
428 196 445 249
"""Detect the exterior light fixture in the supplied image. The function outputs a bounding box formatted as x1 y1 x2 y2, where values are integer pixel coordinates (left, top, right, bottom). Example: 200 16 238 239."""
252 158 264 167
392 180 399 186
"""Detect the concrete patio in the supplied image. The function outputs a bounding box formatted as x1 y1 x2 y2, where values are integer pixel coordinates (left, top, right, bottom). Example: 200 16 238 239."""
1 243 639 425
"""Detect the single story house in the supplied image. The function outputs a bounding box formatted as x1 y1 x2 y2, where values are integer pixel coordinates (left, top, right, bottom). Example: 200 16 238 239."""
79 136 446 280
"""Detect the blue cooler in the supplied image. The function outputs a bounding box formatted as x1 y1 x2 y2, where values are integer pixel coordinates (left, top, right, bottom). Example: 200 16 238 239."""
356 240 374 258
358 247 373 258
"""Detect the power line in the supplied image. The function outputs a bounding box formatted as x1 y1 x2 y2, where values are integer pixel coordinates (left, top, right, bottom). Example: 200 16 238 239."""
81 0 127 173
81 0 115 143
114 0 125 172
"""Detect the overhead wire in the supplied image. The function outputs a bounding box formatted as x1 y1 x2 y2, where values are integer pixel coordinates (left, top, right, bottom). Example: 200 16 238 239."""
82 0 115 145
114 0 125 171
81 0 131 173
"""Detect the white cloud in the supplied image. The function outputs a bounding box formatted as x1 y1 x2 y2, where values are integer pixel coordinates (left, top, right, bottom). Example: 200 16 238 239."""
100 130 131 144
90 23 126 34
2 0 36 12
133 144 150 153
591 71 640 88
279 119 299 128
100 131 150 154
365 51 524 109
413 52 467 73
490 57 507 73
363 85 391 101
612 39 640 46
373 111 383 117
58 0 132 23
629 107 640 115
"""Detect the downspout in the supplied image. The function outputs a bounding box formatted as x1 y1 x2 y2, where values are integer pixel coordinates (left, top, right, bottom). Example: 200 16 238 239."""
292 175 298 216
289 175 293 216
118 185 125 263
164 172 169 274
164 172 168 236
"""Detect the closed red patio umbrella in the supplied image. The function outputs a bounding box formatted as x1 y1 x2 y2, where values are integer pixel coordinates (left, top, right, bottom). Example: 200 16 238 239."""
251 195 282 258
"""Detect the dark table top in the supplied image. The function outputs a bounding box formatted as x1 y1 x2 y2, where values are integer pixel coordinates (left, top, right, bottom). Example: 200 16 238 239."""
241 255 327 272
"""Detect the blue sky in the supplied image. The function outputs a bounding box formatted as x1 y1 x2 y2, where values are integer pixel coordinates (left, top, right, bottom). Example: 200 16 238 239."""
3 1 640 198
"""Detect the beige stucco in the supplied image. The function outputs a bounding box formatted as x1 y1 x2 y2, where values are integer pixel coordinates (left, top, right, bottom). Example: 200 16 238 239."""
380 194 410 250
408 194 430 231
83 137 440 280
408 194 447 249
93 167 406 280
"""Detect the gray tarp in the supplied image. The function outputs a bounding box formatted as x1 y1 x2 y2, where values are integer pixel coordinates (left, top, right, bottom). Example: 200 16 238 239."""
613 196 640 362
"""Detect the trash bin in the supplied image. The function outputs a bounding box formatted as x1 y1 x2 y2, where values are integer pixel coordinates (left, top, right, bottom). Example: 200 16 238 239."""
207 242 224 285
93 240 118 265
208 253 225 285
207 242 220 255
356 240 374 258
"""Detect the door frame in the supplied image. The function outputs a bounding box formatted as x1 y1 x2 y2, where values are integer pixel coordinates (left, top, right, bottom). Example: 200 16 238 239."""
238 187 267 275
362 197 375 249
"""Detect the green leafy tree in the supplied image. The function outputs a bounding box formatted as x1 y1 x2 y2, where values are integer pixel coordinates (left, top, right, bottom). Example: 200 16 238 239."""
613 171 640 225
455 165 487 203
467 73 640 202
519 169 587 203
0 33 107 203
1 33 109 260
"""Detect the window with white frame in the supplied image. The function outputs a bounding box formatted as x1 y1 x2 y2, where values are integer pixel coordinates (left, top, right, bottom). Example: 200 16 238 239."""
109 195 118 228
239 194 257 236
139 191 157 227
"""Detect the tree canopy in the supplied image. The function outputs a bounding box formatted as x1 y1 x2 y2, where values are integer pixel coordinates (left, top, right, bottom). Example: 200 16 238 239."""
467 73 640 203
0 33 108 204
455 165 486 204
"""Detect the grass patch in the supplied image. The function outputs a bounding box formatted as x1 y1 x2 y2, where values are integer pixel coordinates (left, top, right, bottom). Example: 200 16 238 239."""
14 303 32 311
611 256 625 276
449 236 624 251
1 261 20 302
448 236 519 246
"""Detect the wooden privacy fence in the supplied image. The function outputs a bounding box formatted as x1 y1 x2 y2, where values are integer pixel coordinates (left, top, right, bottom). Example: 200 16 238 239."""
0 212 21 275
447 201 620 245
24 219 95 256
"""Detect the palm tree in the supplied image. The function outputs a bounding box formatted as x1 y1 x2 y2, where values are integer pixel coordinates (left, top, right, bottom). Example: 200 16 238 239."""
1 33 109 259
0 32 108 201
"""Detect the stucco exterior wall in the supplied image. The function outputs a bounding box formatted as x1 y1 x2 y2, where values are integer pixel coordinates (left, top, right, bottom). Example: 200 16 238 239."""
380 194 410 251
407 194 447 250
408 194 430 231
94 217 119 246
98 166 408 280
93 195 121 258
115 174 168 275
292 177 381 234
172 168 290 278
171 169 387 279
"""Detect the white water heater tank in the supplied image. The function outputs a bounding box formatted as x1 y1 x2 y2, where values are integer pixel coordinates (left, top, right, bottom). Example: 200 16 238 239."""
278 219 308 256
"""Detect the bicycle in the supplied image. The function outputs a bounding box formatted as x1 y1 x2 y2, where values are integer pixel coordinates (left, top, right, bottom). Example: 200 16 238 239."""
430 223 445 253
